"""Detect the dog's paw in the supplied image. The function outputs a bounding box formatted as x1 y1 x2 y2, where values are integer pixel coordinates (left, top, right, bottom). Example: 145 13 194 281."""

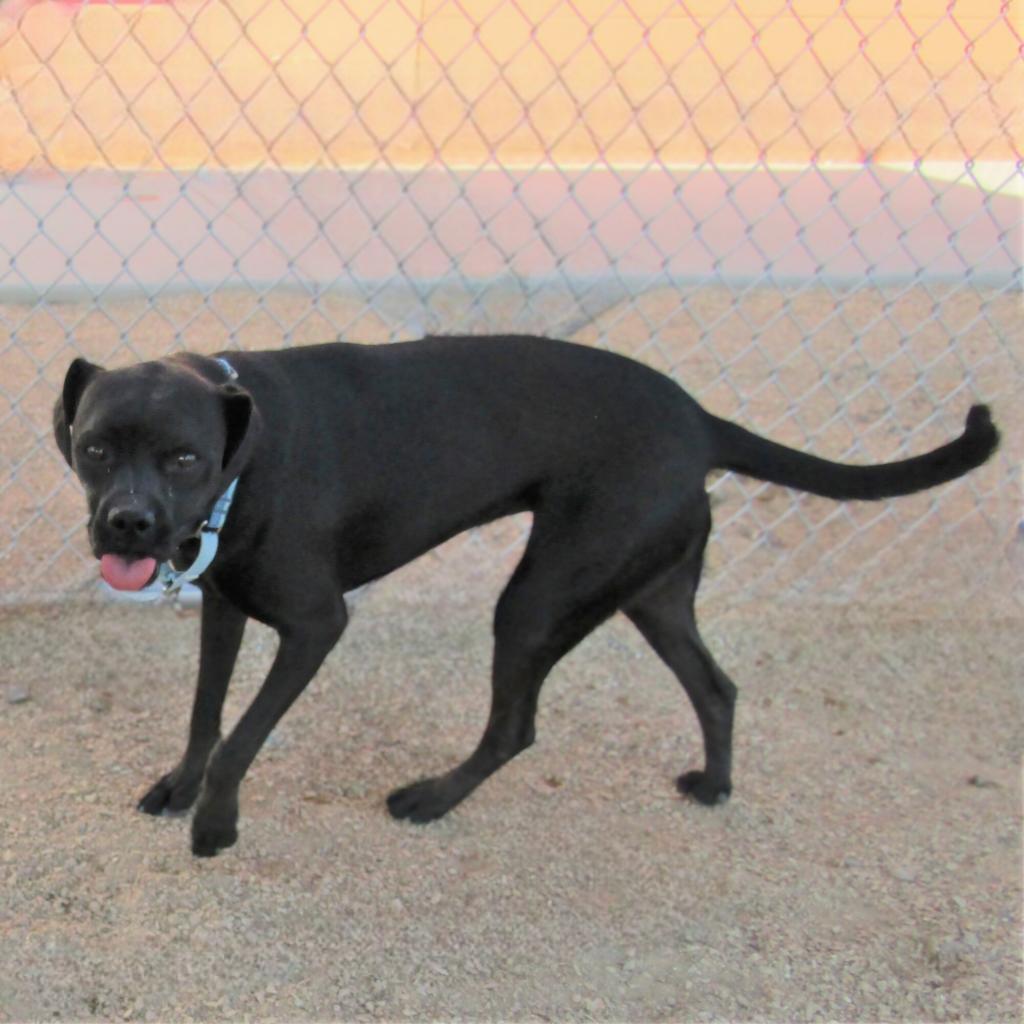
677 770 731 806
137 771 201 817
190 814 238 858
190 789 239 857
386 778 457 824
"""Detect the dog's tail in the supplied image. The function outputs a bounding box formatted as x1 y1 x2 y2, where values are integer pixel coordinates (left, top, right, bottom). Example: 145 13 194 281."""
706 404 999 501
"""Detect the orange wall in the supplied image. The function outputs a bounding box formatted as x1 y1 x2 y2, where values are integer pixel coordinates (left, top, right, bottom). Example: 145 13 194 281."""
0 0 1018 172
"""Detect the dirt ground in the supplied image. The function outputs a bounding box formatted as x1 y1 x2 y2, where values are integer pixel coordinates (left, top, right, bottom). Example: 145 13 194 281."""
0 561 1020 1022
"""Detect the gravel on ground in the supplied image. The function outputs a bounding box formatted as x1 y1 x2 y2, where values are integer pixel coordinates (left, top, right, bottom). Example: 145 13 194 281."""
1 564 1020 1022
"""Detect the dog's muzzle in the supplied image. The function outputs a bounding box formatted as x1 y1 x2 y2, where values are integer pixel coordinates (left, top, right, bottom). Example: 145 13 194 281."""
93 492 170 557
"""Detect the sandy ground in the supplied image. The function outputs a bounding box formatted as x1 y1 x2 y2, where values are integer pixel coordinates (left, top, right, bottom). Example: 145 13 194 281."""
0 563 1021 1022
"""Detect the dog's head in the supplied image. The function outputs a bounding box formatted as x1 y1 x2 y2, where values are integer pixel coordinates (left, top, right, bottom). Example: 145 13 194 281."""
54 356 260 589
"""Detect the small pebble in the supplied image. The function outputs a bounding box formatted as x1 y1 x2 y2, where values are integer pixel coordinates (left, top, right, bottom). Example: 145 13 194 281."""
6 685 30 704
264 731 286 750
966 774 999 789
88 691 113 714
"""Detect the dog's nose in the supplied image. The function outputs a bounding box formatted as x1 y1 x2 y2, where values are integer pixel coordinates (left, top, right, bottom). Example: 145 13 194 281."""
107 505 156 539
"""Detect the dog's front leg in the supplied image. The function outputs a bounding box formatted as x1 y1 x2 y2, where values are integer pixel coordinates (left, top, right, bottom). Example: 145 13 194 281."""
190 602 348 857
138 592 247 816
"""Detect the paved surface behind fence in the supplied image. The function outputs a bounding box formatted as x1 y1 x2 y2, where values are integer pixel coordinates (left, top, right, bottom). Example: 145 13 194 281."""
2 168 1019 294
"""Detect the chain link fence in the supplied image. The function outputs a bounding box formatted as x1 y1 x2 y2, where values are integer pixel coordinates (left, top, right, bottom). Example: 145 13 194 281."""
0 0 1020 607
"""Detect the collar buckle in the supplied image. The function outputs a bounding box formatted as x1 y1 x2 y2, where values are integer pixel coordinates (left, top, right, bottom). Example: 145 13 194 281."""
157 476 239 595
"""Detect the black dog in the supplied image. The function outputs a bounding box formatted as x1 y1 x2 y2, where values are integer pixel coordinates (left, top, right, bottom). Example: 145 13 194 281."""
53 336 999 856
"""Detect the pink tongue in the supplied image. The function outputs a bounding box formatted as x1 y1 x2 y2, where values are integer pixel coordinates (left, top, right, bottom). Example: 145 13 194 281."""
100 554 157 592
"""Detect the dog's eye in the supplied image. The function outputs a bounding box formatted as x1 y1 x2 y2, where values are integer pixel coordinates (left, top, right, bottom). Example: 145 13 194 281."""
83 444 107 462
170 451 199 470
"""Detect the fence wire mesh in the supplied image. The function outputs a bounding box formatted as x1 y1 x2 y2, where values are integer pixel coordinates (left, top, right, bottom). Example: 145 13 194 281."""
0 0 1020 607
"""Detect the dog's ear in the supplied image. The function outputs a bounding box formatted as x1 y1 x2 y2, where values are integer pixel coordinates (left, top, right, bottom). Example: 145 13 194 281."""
53 358 103 467
219 383 262 484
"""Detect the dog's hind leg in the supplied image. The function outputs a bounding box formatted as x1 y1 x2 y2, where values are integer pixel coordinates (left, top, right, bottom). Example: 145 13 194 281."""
138 591 248 816
387 510 642 824
624 512 737 806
